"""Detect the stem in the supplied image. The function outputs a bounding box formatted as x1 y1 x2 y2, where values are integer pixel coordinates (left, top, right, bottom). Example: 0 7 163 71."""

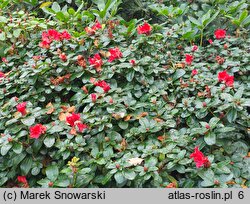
200 30 203 47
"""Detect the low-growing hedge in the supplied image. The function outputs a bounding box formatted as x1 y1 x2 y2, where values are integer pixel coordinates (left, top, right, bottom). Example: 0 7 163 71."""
0 7 249 188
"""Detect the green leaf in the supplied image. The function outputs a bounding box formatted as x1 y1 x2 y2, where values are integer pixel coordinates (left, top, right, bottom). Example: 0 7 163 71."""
204 132 216 145
145 157 158 167
239 10 248 23
209 117 220 129
126 70 135 82
13 29 22 38
51 2 60 12
44 136 55 148
217 127 235 133
46 165 59 181
118 121 128 130
188 16 202 27
114 172 126 184
0 32 6 41
31 167 40 176
21 116 35 126
48 125 63 134
172 69 186 81
37 179 50 187
40 2 52 8
124 170 136 180
227 108 237 123
13 143 23 154
54 178 70 187
1 143 12 156
20 157 33 175
56 12 66 21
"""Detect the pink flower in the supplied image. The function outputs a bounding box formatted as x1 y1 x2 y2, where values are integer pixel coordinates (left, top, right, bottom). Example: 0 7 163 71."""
108 47 122 62
185 54 193 65
29 124 46 139
190 147 210 168
17 176 27 184
214 29 226 39
192 45 198 52
208 39 213 44
2 57 8 63
89 53 103 72
66 113 81 127
16 102 27 116
94 80 111 93
192 69 198 76
130 59 136 66
137 22 152 35
60 30 71 40
75 122 88 132
91 93 97 103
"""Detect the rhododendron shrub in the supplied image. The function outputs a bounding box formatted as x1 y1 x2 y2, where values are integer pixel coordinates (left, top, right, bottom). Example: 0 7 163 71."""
0 9 249 189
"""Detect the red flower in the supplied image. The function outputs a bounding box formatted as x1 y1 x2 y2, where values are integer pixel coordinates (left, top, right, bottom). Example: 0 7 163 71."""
165 183 176 188
137 22 152 35
192 69 198 76
218 70 234 87
192 45 198 52
91 93 97 103
66 113 81 127
185 54 193 65
218 70 228 82
89 53 103 72
0 71 5 78
208 39 213 44
225 75 234 87
75 122 88 133
94 80 111 93
108 47 122 62
130 59 136 66
85 20 102 35
40 29 70 49
16 102 27 116
214 29 226 39
29 124 47 139
92 20 102 31
60 30 71 40
190 146 210 168
59 53 67 62
17 176 27 184
47 29 61 41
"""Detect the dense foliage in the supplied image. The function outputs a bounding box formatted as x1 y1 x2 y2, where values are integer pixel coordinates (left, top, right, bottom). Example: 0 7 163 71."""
0 0 249 188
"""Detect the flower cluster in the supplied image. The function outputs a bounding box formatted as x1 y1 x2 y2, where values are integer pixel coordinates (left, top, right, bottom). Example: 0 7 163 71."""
16 102 27 116
108 47 123 62
89 53 103 72
190 147 210 168
94 80 111 93
137 22 152 35
185 54 194 65
66 112 88 133
218 70 234 87
214 29 226 39
85 20 102 35
39 29 71 49
17 176 29 188
29 124 47 139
